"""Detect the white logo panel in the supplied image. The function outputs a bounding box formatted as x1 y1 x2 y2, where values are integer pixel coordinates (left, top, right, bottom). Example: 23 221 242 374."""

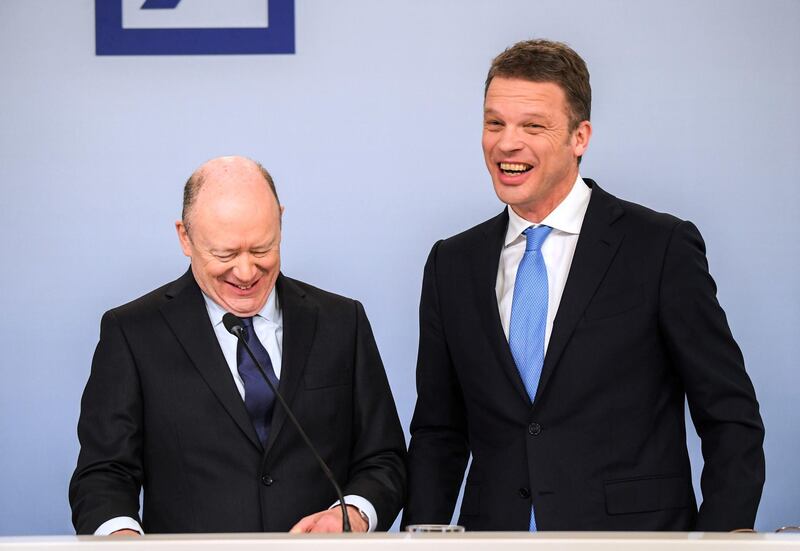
122 0 269 29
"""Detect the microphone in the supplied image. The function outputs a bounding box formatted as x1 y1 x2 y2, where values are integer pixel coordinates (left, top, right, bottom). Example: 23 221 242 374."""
222 313 352 533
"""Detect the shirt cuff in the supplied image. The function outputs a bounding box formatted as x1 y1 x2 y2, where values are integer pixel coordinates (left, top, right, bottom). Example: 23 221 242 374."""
94 516 144 536
330 495 377 532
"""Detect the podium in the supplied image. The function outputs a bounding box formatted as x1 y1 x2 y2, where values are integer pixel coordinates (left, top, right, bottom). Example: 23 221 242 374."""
0 532 799 550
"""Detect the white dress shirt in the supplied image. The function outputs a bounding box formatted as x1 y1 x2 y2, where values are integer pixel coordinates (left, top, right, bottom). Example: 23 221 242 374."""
204 289 284 392
95 288 376 534
496 175 592 351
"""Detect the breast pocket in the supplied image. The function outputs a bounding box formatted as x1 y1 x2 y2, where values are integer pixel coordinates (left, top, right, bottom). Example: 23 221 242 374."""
303 365 351 389
584 285 644 321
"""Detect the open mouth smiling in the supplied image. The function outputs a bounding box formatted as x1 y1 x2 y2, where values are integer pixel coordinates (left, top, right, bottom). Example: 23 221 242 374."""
227 280 258 291
499 162 533 175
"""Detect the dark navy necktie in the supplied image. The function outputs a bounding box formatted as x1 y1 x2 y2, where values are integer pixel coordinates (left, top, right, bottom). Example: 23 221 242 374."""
237 317 279 447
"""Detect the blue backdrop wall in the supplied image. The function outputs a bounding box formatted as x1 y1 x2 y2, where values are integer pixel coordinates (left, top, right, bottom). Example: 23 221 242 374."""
0 0 798 535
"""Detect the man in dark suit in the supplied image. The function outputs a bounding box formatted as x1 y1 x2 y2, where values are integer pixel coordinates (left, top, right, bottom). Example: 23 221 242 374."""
403 39 764 531
70 156 406 535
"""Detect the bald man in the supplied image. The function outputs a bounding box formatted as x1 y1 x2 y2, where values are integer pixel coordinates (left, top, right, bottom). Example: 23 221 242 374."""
69 156 406 535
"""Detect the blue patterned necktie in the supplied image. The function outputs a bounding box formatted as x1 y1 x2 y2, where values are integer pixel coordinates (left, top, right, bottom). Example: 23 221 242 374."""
237 317 279 447
508 224 552 532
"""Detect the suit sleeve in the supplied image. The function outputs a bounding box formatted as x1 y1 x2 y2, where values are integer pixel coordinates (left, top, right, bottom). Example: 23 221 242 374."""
69 310 144 535
658 221 765 530
340 300 407 531
402 241 471 527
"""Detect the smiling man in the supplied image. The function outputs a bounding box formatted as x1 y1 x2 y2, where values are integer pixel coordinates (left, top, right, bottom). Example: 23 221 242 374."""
403 40 765 531
70 156 406 535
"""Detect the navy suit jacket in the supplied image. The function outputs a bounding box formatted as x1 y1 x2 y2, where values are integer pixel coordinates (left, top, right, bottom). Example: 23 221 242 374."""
404 180 764 531
70 270 406 533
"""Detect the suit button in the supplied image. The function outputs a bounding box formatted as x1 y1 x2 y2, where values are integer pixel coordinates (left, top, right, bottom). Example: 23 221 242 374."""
528 422 542 436
518 487 530 499
261 474 274 486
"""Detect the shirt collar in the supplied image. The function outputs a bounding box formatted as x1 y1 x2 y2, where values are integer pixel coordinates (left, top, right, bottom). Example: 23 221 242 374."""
202 286 281 328
504 174 592 247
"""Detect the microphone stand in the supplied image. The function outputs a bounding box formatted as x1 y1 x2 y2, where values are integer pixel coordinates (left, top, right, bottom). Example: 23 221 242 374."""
229 317 352 533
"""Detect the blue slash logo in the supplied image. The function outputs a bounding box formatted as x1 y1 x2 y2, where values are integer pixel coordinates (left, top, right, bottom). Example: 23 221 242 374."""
95 0 295 55
140 0 183 9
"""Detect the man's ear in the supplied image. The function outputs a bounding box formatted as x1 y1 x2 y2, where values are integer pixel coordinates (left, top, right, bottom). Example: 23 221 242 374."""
572 120 592 158
175 220 192 258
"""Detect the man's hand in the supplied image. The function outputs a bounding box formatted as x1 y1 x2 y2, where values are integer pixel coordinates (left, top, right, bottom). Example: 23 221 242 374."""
289 505 368 533
110 529 141 536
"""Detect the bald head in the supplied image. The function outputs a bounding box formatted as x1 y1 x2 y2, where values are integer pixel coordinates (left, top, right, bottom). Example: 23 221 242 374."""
182 156 280 234
176 156 284 316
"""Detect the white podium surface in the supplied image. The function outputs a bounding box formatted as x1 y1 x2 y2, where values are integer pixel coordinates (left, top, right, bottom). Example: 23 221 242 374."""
1 533 799 551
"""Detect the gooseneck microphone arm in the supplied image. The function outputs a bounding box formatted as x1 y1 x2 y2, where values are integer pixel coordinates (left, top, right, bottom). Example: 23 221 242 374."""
222 313 352 533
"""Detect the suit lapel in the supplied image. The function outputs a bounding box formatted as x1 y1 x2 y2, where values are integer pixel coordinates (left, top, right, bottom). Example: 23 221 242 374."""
262 274 318 457
473 210 533 406
533 181 624 405
159 269 262 451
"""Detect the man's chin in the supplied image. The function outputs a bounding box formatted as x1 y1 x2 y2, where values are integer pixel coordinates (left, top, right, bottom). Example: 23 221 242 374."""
493 183 533 207
219 295 268 318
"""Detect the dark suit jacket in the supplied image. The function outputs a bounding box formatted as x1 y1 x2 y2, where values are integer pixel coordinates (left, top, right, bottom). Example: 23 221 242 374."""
70 270 406 534
403 180 764 531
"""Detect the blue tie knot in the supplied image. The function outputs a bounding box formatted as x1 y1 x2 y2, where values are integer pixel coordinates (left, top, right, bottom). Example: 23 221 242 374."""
523 225 552 252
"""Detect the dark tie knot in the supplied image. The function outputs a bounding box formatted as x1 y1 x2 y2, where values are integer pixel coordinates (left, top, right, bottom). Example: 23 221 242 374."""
523 225 553 252
240 316 255 340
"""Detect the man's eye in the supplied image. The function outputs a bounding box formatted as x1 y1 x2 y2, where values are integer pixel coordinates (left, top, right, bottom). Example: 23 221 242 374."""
526 124 544 129
252 251 269 258
215 254 235 262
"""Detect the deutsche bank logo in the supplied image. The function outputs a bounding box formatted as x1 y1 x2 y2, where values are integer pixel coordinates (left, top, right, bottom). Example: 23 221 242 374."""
96 0 294 55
